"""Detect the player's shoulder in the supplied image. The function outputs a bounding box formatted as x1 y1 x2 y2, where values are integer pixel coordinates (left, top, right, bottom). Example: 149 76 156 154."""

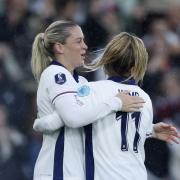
139 87 150 99
78 75 88 84
89 79 117 89
40 65 72 83
42 65 70 78
116 83 152 103
137 87 152 104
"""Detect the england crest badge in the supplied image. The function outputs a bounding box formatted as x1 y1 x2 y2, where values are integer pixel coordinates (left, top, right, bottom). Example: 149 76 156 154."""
55 73 66 85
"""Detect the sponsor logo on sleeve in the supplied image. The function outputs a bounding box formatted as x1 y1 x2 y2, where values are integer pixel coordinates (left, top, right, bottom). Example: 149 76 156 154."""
77 85 90 97
55 73 66 85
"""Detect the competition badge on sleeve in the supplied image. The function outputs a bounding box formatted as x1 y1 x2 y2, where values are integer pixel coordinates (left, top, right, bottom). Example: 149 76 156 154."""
55 73 66 85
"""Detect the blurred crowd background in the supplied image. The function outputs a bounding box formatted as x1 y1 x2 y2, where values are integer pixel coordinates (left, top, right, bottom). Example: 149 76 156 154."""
0 0 179 180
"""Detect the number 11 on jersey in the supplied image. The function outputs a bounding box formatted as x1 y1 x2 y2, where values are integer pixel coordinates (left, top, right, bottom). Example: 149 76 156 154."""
116 111 141 153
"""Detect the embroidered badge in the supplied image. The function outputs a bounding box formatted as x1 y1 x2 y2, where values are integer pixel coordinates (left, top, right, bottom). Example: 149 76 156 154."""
55 73 66 85
77 85 90 97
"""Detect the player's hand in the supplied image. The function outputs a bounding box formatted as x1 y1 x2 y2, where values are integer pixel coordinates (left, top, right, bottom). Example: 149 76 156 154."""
153 122 180 144
115 91 145 112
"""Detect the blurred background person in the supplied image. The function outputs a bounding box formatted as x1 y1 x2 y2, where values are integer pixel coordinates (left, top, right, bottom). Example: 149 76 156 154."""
0 102 28 180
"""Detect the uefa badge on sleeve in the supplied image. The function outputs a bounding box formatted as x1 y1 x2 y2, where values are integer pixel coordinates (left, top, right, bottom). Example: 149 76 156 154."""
55 73 66 85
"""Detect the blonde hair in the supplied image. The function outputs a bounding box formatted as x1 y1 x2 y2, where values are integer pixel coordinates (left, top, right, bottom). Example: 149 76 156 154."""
86 32 148 83
31 20 77 82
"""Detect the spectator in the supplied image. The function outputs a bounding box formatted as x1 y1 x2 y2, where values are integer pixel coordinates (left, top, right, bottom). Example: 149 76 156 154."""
0 102 28 180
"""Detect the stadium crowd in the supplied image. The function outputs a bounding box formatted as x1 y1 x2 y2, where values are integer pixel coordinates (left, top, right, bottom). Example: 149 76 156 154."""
0 0 179 180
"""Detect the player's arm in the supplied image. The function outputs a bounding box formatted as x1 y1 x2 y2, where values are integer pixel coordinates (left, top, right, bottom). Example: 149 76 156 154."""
47 69 144 128
33 91 144 133
33 68 145 133
44 69 120 128
152 123 180 144
33 95 121 132
53 93 121 128
145 94 180 144
33 112 64 133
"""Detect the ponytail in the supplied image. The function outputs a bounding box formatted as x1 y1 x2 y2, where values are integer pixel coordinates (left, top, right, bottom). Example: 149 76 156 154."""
31 33 52 82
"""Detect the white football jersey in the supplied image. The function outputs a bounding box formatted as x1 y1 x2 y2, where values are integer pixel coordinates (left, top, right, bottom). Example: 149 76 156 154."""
85 77 153 180
33 61 122 180
33 62 87 180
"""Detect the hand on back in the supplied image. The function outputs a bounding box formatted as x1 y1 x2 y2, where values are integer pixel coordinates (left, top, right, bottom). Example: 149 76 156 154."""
116 91 145 112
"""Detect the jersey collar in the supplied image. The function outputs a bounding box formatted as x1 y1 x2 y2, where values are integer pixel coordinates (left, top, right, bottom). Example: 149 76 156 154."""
108 76 137 85
51 60 79 83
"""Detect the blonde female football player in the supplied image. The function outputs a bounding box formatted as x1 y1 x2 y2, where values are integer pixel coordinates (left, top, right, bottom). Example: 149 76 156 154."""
31 21 145 180
33 32 180 180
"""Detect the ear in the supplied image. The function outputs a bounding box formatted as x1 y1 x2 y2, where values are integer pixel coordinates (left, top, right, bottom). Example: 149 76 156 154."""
53 43 64 54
